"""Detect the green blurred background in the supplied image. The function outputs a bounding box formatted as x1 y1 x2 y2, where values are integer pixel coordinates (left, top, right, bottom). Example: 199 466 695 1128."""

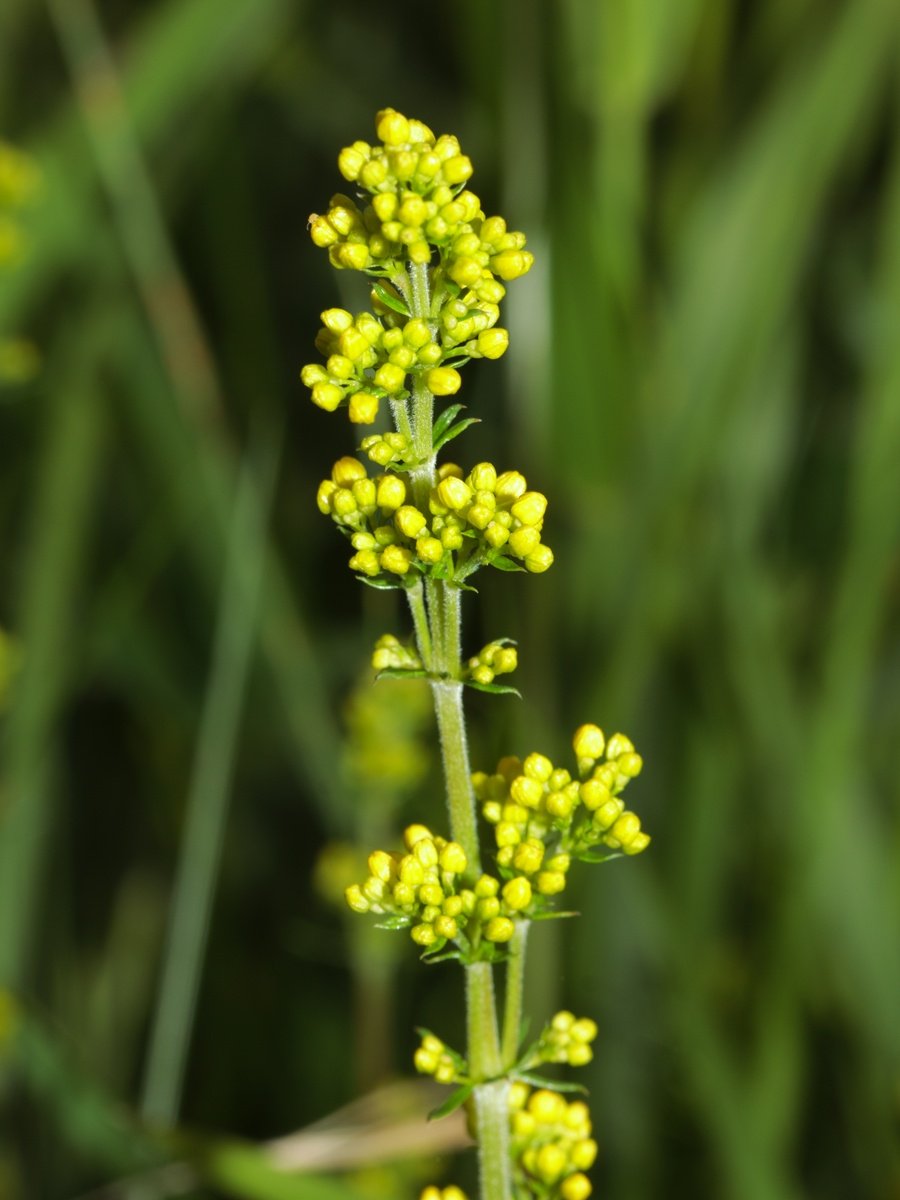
2 0 900 1197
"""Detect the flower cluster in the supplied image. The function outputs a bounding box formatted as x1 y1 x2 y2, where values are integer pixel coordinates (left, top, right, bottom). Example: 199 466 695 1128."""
420 1189 468 1200
343 823 541 956
317 457 553 583
304 109 532 423
413 1031 466 1086
530 1011 598 1069
371 633 422 673
464 639 518 687
475 724 650 894
310 108 532 281
510 1084 596 1200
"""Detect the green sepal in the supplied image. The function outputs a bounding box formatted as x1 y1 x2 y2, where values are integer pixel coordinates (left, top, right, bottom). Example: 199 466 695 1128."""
513 1071 588 1095
488 554 526 573
465 680 522 698
428 1084 474 1122
434 418 481 455
575 847 624 865
421 943 462 965
375 667 430 682
374 915 414 931
371 282 410 316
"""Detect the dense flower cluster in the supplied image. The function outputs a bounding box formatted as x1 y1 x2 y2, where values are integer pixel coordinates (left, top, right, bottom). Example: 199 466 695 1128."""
475 725 650 891
371 633 422 673
343 823 542 955
464 639 518 687
413 1031 466 1085
531 1011 598 1069
318 457 553 583
304 109 532 424
510 1085 596 1200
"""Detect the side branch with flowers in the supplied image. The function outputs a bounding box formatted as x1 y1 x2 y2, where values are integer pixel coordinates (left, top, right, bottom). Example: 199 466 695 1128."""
304 109 650 1200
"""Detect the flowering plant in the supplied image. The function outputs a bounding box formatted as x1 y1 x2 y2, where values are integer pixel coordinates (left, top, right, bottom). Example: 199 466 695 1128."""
305 109 649 1200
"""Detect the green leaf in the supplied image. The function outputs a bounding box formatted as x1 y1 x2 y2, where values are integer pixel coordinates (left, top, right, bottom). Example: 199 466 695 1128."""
375 667 429 681
512 1072 588 1095
464 680 522 698
489 556 526 573
575 847 624 865
433 418 481 455
432 402 466 444
374 915 414 931
528 909 579 922
371 282 410 316
427 1084 473 1122
355 574 408 591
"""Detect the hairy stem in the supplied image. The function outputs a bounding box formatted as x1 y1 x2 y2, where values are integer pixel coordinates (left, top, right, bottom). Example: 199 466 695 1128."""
396 258 509 1200
502 921 529 1068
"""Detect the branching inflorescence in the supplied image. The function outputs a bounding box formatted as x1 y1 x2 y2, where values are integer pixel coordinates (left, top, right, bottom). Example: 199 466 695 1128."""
306 109 650 1200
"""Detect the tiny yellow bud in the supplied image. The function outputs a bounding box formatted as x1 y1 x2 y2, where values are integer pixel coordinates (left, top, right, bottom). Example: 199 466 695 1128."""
436 476 473 511
606 732 635 759
625 831 651 855
536 871 567 896
510 775 544 808
560 1173 592 1200
442 154 473 184
374 362 407 394
349 549 380 576
508 526 541 557
395 505 428 538
414 1048 439 1074
403 318 432 348
469 462 497 491
535 1144 567 1184
525 544 554 573
474 875 499 897
337 145 366 180
381 545 412 575
376 108 411 146
416 536 445 564
433 914 458 939
530 1090 566 1122
332 456 367 486
348 391 380 424
309 215 338 246
439 842 467 874
336 242 370 270
571 1140 598 1170
367 850 393 882
511 491 548 526
320 307 354 333
484 916 515 943
345 884 369 913
411 924 437 946
608 812 641 848
316 480 337 513
512 839 544 874
376 475 407 509
502 877 532 912
490 249 534 280
311 382 343 412
475 328 509 359
495 470 527 501
426 366 462 396
523 752 553 783
618 751 644 778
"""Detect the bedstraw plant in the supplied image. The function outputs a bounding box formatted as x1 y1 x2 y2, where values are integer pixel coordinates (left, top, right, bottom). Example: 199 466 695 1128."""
304 108 650 1200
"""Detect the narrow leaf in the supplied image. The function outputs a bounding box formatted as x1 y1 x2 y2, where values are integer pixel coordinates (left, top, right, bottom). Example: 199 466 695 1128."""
432 403 466 443
433 418 481 454
371 282 410 316
428 1084 473 1122
575 847 624 865
489 555 526 573
465 680 522 698
375 667 429 681
513 1072 588 1095
356 574 408 591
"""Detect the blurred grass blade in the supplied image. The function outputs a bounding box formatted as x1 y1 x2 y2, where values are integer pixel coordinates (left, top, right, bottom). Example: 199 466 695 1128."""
140 442 277 1124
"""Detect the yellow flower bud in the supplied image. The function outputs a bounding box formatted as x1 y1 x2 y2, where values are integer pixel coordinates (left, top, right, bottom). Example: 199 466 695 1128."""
484 916 515 943
336 242 370 270
337 144 366 181
381 545 413 575
311 382 343 412
475 328 509 359
442 154 473 184
536 871 567 896
608 812 641 848
490 249 534 280
374 362 407 393
469 462 497 491
624 831 651 855
510 775 543 808
560 1173 592 1200
403 318 432 348
376 108 410 146
439 842 467 874
502 877 532 912
367 850 393 882
507 526 540 558
376 475 407 509
436 475 473 511
535 1144 567 1184
348 391 379 424
426 366 462 396
525 545 554 573
395 505 428 538
523 752 553 782
594 799 624 830
372 192 397 222
484 522 509 548
309 215 338 247
416 536 444 564
321 307 354 333
495 470 527 501
316 480 337 514
349 549 380 576
411 924 437 946
332 456 367 486
404 824 431 848
512 839 544 874
345 884 369 913
573 723 605 761
606 732 635 759
448 256 484 288
300 363 328 386
474 874 499 897
618 751 643 778
511 491 548 526
570 1140 598 1171
433 914 458 940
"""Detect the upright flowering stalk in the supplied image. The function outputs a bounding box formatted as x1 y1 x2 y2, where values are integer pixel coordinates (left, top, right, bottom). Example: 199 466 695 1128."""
305 109 650 1200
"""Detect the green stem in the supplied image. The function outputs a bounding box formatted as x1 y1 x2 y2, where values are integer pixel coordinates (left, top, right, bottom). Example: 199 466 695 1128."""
502 921 529 1068
467 961 510 1200
406 579 433 671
